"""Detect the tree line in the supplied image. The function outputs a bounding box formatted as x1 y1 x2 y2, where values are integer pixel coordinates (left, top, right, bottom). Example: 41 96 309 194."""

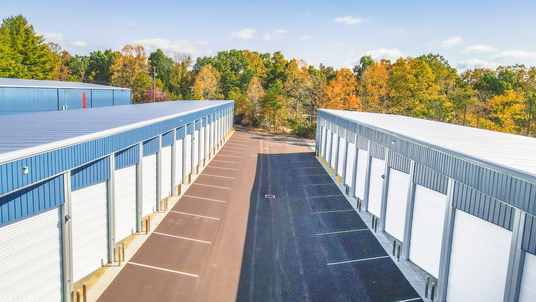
1 14 535 138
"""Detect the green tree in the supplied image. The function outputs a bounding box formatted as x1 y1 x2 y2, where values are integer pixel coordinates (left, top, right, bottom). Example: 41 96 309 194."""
149 49 174 92
65 55 89 82
353 55 374 81
86 49 118 85
260 80 285 130
111 45 149 102
0 14 53 79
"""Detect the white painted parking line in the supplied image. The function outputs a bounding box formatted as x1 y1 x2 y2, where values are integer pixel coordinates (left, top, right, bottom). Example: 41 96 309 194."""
201 174 235 179
222 146 246 150
170 211 220 220
300 183 337 186
304 194 343 199
292 160 317 163
296 174 327 177
394 298 422 302
183 195 226 203
309 209 355 215
225 143 248 147
294 167 324 169
219 150 245 154
193 183 231 190
316 229 369 236
205 166 238 171
211 159 241 164
128 262 198 278
216 154 243 158
327 255 389 266
153 232 211 244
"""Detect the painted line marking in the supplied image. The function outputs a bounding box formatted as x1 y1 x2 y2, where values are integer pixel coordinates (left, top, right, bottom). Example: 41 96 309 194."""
219 150 245 154
222 146 246 150
211 159 241 164
300 183 337 186
183 195 226 203
201 174 235 179
316 229 369 236
216 154 242 158
292 160 317 163
205 166 238 171
170 211 220 220
296 174 328 177
153 232 211 244
309 209 354 215
225 143 247 147
294 167 324 169
327 256 390 266
304 194 343 199
394 298 422 302
193 183 231 190
128 262 198 278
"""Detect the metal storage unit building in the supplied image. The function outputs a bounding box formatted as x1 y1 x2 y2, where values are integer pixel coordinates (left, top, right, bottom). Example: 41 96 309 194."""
0 100 234 301
0 78 131 116
316 109 536 302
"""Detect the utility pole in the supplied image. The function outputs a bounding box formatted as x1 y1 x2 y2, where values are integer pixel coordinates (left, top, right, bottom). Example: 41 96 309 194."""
153 67 156 103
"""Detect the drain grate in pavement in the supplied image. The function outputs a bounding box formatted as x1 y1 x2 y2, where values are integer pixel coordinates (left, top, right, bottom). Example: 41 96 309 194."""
265 194 275 199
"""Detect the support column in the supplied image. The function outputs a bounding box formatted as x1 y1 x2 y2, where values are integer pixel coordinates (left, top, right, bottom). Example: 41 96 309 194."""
62 171 74 302
171 129 177 196
107 154 115 263
136 142 143 232
378 150 390 232
436 178 456 302
504 210 527 302
156 135 162 211
402 160 416 260
363 140 372 212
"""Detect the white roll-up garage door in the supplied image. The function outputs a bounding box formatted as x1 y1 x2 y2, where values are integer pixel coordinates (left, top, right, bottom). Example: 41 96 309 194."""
72 181 108 282
114 165 137 242
326 130 332 165
174 139 183 185
367 157 385 217
409 185 447 278
160 146 172 199
519 252 536 301
384 169 410 241
337 137 345 177
0 207 62 302
205 126 210 157
446 210 512 302
330 132 338 169
345 143 356 186
321 127 326 157
355 149 369 200
185 134 192 175
193 130 199 168
200 126 205 162
142 154 157 217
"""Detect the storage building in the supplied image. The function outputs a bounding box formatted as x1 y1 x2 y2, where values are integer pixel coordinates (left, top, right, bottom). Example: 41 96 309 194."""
316 109 536 302
0 100 234 301
0 78 131 115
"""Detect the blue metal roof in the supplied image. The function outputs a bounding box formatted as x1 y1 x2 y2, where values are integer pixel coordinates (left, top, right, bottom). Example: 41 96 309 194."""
0 100 232 160
0 78 130 90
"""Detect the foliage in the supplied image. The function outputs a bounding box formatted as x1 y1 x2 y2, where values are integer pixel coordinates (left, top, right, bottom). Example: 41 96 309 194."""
110 45 149 102
192 64 221 100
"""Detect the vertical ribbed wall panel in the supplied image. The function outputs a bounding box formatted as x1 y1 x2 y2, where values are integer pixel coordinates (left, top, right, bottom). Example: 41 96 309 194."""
142 137 159 156
187 123 194 134
357 136 369 150
452 182 514 230
0 88 59 115
388 151 411 173
413 163 449 194
113 89 131 105
0 175 64 225
91 90 114 108
176 126 185 139
71 157 111 190
369 142 386 160
115 145 140 169
161 131 174 147
195 120 201 130
522 214 536 255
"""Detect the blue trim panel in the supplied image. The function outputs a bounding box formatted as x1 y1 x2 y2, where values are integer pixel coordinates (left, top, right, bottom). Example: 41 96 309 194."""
71 157 111 190
162 131 174 147
176 126 185 140
0 175 64 225
187 123 194 135
115 145 140 170
195 120 201 130
143 137 159 156
202 117 207 127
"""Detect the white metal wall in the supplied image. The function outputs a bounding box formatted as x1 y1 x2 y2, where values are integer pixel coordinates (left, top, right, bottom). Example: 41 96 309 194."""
446 210 512 302
185 134 192 175
355 149 368 200
71 181 108 282
384 169 410 241
142 154 157 217
114 165 137 242
337 137 345 177
0 207 63 302
367 157 385 217
160 146 172 199
326 130 332 165
200 126 205 163
330 132 338 169
174 139 183 185
519 252 536 302
409 185 447 278
193 130 199 168
345 143 356 186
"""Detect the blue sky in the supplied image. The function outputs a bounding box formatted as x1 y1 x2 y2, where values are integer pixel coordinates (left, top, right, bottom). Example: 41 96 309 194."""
2 0 536 71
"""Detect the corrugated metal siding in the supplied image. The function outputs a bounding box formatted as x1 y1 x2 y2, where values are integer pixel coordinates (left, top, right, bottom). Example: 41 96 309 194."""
202 117 207 127
357 136 369 150
143 137 159 156
0 102 234 197
195 120 201 130
115 145 140 169
59 89 92 110
522 214 536 255
0 88 58 115
187 123 194 134
71 157 111 190
162 131 174 147
453 182 514 230
414 163 449 194
0 175 64 225
91 90 114 108
113 90 131 105
347 131 356 144
388 151 411 173
176 126 185 140
370 142 386 160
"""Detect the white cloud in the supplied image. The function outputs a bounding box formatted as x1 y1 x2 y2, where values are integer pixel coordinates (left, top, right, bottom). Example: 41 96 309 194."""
39 32 63 42
457 59 500 70
388 29 404 34
364 48 404 61
338 42 345 46
195 41 209 45
442 36 463 48
300 36 311 40
263 29 288 40
126 22 136 26
230 28 256 40
71 41 88 48
134 38 196 54
334 16 366 25
462 45 498 53
490 50 536 60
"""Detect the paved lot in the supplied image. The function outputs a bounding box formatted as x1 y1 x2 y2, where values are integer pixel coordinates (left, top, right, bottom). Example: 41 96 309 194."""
98 130 422 302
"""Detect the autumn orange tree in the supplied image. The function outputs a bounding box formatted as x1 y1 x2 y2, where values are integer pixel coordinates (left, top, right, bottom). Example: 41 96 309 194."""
323 68 361 111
